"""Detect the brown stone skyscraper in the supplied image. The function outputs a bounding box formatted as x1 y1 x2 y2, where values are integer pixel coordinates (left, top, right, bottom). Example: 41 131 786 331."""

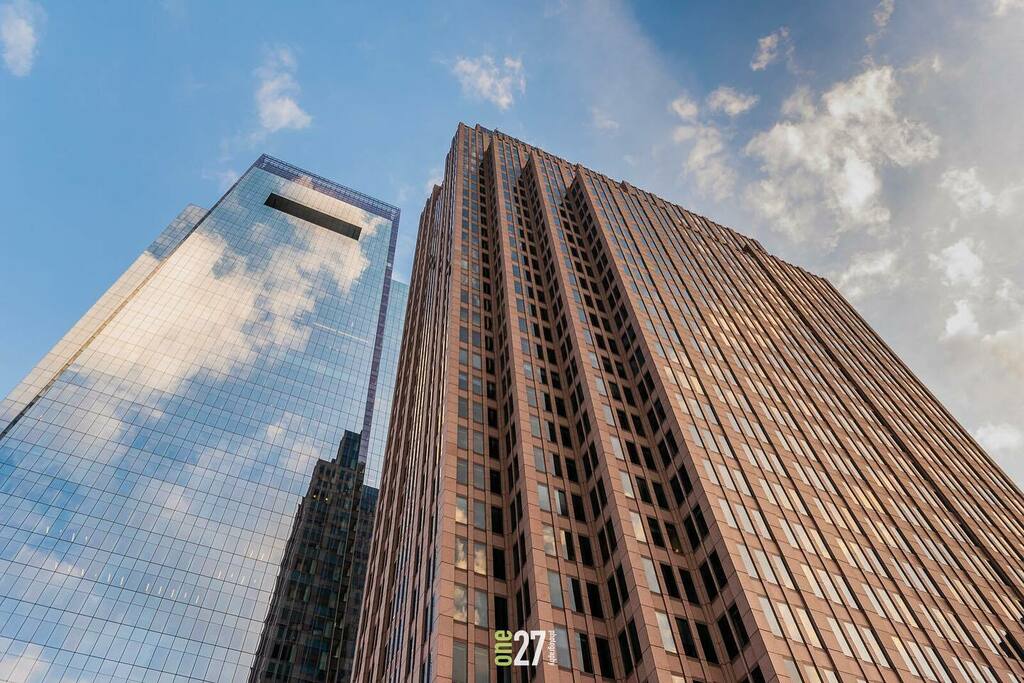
353 123 1024 682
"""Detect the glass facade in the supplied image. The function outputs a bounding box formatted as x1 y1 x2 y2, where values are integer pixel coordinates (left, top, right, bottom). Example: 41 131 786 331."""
363 281 407 489
0 155 401 682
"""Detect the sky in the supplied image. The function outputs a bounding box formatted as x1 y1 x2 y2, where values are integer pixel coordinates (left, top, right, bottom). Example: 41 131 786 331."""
0 0 1022 484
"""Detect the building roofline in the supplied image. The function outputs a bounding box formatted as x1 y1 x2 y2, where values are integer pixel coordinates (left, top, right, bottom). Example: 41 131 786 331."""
254 154 401 221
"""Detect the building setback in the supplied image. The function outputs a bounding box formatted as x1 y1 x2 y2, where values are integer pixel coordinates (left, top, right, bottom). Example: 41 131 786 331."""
354 123 1024 682
0 155 403 682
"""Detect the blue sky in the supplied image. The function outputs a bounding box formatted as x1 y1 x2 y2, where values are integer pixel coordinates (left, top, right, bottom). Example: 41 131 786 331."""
1 0 1023 482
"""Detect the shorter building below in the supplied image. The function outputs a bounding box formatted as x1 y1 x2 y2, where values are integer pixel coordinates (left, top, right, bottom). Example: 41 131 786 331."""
249 431 379 683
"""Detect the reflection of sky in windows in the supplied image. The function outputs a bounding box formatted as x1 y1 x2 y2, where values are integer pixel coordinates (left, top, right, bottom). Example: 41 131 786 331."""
0 160 398 681
364 281 406 489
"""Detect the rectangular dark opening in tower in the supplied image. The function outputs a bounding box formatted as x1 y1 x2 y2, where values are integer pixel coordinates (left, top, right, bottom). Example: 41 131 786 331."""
265 192 362 240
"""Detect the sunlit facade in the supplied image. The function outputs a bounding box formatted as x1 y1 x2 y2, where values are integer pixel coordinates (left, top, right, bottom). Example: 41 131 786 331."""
355 124 1024 682
0 155 401 682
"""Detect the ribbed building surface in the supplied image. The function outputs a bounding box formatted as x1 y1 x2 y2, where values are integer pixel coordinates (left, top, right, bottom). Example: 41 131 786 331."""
354 123 1024 682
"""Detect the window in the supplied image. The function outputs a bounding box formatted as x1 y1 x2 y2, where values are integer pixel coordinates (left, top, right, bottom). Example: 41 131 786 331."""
647 517 665 547
453 640 468 683
631 512 646 542
538 484 551 511
455 537 468 569
579 535 594 566
627 620 642 666
675 618 698 658
717 615 739 659
680 569 699 604
666 522 683 554
661 563 680 599
618 630 634 676
473 590 488 627
555 626 571 667
728 603 750 646
587 582 604 618
608 577 621 615
548 571 564 609
455 496 468 523
473 645 488 683
709 550 728 588
620 471 635 498
491 506 503 534
575 633 594 674
696 622 718 663
542 525 556 555
555 489 569 516
454 585 467 622
700 561 719 600
656 611 677 653
595 636 614 677
473 542 487 575
568 578 583 612
642 557 660 594
473 500 486 530
776 603 803 643
561 529 575 561
760 597 782 637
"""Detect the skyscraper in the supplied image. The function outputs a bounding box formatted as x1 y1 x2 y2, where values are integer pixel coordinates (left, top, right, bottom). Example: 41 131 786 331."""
249 283 407 683
0 155 403 682
354 124 1024 682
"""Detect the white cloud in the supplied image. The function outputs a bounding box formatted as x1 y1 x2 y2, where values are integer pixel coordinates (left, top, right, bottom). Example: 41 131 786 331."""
750 27 790 71
874 0 895 28
669 95 698 120
254 48 312 136
835 249 898 299
1 0 43 77
982 318 1024 379
0 636 47 681
994 0 1024 15
81 189 386 401
996 278 1022 304
939 167 995 214
202 168 240 191
780 86 815 119
930 237 984 287
942 299 980 338
706 86 758 117
940 166 1023 216
745 66 939 241
867 0 895 46
424 167 443 194
682 125 735 200
670 98 736 200
590 107 620 131
975 423 1023 455
451 55 525 110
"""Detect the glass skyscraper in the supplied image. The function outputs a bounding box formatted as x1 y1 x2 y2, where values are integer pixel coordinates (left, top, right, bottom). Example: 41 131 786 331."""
0 155 403 682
